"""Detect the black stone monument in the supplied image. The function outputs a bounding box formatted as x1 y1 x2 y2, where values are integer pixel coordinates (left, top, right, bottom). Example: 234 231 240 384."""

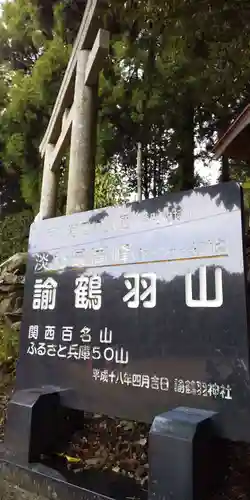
1 181 250 500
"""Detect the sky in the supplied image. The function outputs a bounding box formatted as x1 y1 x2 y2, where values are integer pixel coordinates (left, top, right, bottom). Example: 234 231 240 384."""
195 158 220 186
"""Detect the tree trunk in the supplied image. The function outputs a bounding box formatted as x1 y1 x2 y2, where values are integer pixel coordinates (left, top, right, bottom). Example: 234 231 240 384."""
140 34 155 199
143 155 149 199
220 155 230 182
153 150 157 197
179 102 195 191
157 159 161 196
136 142 142 202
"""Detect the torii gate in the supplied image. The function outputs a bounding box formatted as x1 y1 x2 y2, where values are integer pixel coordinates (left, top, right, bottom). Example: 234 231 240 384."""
38 0 110 220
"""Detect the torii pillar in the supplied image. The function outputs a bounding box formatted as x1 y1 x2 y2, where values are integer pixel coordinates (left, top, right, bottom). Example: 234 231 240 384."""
66 30 109 214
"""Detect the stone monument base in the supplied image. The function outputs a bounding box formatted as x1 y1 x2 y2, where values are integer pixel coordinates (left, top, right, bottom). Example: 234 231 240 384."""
1 390 225 500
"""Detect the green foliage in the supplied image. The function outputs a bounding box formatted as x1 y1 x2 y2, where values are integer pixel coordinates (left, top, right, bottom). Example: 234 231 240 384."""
0 0 43 71
98 0 250 192
0 0 127 210
94 165 129 208
1 0 250 210
0 321 19 363
0 210 33 262
0 33 70 208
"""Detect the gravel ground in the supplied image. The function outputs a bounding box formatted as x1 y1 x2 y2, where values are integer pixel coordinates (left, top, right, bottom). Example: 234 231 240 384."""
58 417 250 500
0 481 49 500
